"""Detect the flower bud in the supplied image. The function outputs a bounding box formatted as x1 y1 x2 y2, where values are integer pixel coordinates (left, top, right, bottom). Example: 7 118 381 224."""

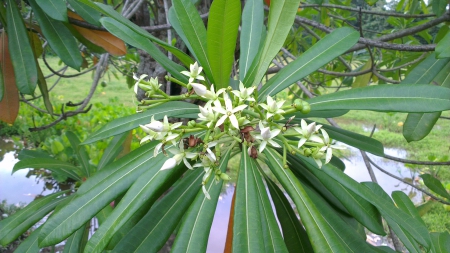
293 99 303 110
191 83 208 96
161 158 177 170
238 117 247 126
300 102 311 114
304 148 312 156
145 121 164 132
220 173 231 181
188 120 196 127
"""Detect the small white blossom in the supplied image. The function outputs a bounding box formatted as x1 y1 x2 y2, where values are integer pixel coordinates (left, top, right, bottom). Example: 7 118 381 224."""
294 119 323 148
133 73 148 94
231 81 255 102
260 96 285 119
190 83 208 96
168 142 197 170
213 93 247 129
181 62 205 83
198 101 216 127
161 157 177 170
255 121 281 153
320 129 345 165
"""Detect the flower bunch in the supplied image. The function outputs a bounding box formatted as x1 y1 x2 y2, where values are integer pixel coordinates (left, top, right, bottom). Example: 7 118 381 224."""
134 62 344 197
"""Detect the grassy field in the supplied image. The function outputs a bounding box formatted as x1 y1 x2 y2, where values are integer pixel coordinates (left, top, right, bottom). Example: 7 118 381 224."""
19 59 450 232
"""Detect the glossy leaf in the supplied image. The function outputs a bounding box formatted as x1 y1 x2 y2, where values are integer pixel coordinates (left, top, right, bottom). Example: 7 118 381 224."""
66 131 91 177
68 12 126 56
392 191 425 225
35 0 67 21
79 1 193 67
430 232 450 253
13 158 82 181
66 0 101 26
289 154 385 235
207 0 240 89
17 149 53 160
6 0 37 94
264 148 348 252
171 144 233 252
251 0 302 87
96 131 129 170
0 33 19 123
286 109 349 119
420 174 450 200
402 53 450 141
82 102 199 144
232 145 265 252
171 0 214 82
100 17 188 80
63 223 89 253
29 0 83 70
318 163 431 248
38 143 160 246
112 169 203 253
35 59 53 115
13 227 41 253
83 161 187 253
265 176 313 253
307 84 450 112
352 61 372 88
0 191 68 245
239 0 264 80
432 0 448 17
436 31 450 58
252 163 288 253
258 27 360 100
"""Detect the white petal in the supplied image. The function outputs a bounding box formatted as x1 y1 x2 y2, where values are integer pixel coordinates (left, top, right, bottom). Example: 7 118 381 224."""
206 148 217 161
270 129 281 138
202 185 211 199
215 115 227 128
154 143 163 157
183 157 193 170
261 127 271 140
140 135 153 144
298 138 307 148
314 158 323 168
268 139 281 148
325 148 332 164
259 141 267 153
147 121 164 132
309 135 324 144
232 104 248 113
161 158 177 170
191 83 207 96
229 114 239 129
134 83 139 94
212 106 227 115
181 71 191 76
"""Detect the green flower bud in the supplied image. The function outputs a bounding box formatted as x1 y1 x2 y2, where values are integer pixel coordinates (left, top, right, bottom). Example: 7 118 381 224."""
284 164 289 169
188 120 196 127
293 99 303 110
304 148 312 156
139 83 153 92
220 173 231 181
274 114 282 121
291 150 296 155
238 117 247 126
300 102 311 114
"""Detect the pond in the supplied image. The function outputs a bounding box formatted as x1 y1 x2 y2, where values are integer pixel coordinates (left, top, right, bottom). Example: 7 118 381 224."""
0 139 422 251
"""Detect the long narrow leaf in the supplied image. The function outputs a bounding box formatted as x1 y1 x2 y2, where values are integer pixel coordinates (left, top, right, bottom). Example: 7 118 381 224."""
233 145 265 252
82 102 199 144
258 27 360 100
6 0 37 94
66 0 101 26
207 0 241 89
63 223 90 253
13 158 82 181
35 0 67 21
13 227 41 253
307 84 450 112
0 191 68 245
29 0 82 70
430 232 450 253
65 131 91 178
239 0 264 81
97 131 129 170
251 0 302 87
112 169 203 253
171 143 234 252
264 148 348 252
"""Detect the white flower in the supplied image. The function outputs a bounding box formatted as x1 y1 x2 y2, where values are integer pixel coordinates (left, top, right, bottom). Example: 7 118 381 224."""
231 81 255 102
181 62 205 83
204 85 225 101
190 83 208 96
294 119 323 148
259 96 285 119
255 121 281 153
213 93 247 129
198 101 216 127
168 142 197 170
141 117 164 132
320 129 345 165
133 73 148 94
161 157 177 170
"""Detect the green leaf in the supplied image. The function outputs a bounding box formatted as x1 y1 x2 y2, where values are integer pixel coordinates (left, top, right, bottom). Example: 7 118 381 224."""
251 0 302 87
171 143 233 252
18 149 53 160
289 154 385 235
233 145 265 252
258 27 359 100
83 160 187 253
112 169 203 253
66 0 101 26
318 163 431 248
430 232 450 253
420 174 450 200
239 0 264 80
100 17 188 83
265 177 314 253
352 61 372 88
171 0 214 82
432 0 448 17
0 191 68 245
392 191 424 224
29 0 82 70
13 227 41 253
13 158 82 181
252 163 288 253
97 131 128 170
207 0 241 89
37 143 161 246
63 223 89 253
264 148 349 252
65 131 91 177
36 62 53 115
307 84 450 113
436 31 450 58
82 102 199 145
6 0 37 94
286 110 349 119
34 0 67 22
83 2 193 67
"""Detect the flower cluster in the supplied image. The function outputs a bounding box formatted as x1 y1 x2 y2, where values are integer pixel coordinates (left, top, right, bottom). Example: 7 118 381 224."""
134 62 344 197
